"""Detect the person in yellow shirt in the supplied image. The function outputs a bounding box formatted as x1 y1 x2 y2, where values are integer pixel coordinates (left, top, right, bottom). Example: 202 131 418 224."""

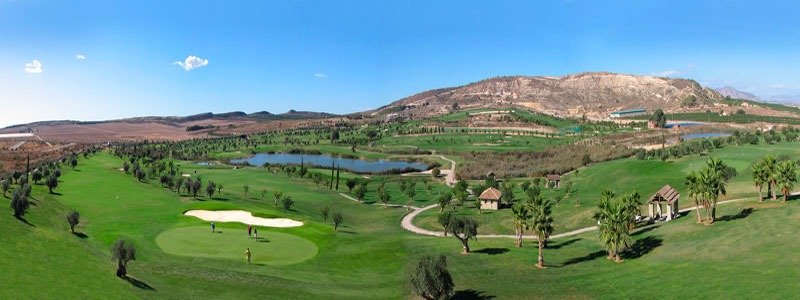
245 248 252 264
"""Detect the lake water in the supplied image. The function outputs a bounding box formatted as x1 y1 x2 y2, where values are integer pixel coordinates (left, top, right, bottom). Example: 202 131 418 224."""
229 153 429 173
665 122 703 128
681 133 732 140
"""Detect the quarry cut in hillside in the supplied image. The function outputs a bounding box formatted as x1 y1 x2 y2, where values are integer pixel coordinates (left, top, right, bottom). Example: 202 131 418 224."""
373 72 723 119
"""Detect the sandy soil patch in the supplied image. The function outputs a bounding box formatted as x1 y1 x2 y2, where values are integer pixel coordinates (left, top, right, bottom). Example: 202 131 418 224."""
184 210 303 228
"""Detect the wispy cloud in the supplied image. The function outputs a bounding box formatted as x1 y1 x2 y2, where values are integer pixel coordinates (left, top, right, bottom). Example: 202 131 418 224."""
314 72 327 79
75 54 86 60
24 59 43 74
174 55 209 71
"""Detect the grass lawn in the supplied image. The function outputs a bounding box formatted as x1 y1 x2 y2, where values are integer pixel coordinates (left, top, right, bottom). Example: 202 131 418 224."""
414 141 800 235
156 226 318 266
374 133 570 153
4 145 800 299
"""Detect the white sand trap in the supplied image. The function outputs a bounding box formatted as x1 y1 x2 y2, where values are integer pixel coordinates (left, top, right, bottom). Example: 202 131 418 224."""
184 210 303 228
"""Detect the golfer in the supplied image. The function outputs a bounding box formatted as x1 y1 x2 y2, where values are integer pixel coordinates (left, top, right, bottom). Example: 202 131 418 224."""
253 227 258 240
211 221 215 233
245 248 252 264
247 224 252 238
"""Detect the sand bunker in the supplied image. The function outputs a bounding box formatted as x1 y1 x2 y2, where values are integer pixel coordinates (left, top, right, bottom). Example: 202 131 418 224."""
184 210 303 228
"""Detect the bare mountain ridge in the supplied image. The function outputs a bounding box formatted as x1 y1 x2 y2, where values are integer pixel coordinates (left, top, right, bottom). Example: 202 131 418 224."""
373 72 723 119
715 86 761 101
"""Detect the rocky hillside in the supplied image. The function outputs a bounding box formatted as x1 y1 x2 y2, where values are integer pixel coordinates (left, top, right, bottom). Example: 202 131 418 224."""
715 86 761 101
371 72 723 119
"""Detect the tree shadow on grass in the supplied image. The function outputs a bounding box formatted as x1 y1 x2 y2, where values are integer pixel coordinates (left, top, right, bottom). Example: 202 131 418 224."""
451 289 496 300
14 216 35 227
124 276 156 291
546 238 581 249
49 192 63 196
72 232 88 239
787 194 800 201
211 197 229 201
560 250 606 267
472 248 509 255
622 235 663 260
718 208 755 222
631 225 660 237
336 229 357 234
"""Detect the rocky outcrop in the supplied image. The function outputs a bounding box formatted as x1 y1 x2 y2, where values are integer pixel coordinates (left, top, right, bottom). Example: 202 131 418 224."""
373 72 723 119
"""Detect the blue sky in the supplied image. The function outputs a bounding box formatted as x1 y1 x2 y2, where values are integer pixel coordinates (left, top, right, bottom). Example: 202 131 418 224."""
2 0 800 127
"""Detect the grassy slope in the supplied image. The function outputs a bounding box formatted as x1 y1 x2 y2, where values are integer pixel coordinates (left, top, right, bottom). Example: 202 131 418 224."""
414 141 800 234
6 150 800 298
12 153 412 299
410 200 800 299
0 178 137 298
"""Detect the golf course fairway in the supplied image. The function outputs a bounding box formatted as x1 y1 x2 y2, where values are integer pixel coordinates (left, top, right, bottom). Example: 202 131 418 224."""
156 226 318 266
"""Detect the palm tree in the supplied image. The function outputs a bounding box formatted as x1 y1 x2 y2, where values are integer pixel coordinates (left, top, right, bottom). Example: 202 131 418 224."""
685 171 704 224
776 160 797 202
752 161 768 201
762 155 778 201
699 165 727 224
529 197 554 268
511 203 531 248
594 191 631 262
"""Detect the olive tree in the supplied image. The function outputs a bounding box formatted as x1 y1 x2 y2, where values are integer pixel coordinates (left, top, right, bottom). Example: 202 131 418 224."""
67 210 80 233
408 254 455 300
111 239 136 278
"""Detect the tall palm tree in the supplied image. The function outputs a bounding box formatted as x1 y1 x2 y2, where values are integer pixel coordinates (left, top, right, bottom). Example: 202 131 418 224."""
762 155 779 201
776 160 797 202
700 165 727 224
685 171 704 224
511 203 531 248
594 193 631 263
752 161 768 201
529 197 554 268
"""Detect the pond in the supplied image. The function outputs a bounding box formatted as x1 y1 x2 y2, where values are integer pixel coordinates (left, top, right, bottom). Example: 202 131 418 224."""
681 132 732 140
665 122 703 128
229 153 430 174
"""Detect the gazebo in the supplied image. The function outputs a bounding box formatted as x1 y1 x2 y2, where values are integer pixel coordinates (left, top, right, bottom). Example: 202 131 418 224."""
647 185 680 221
546 174 561 189
478 187 502 210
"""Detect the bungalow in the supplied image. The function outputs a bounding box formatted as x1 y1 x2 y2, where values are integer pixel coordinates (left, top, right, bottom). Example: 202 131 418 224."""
478 187 502 210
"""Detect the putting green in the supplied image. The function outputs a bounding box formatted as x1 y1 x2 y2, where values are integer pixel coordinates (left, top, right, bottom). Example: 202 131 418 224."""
156 226 318 266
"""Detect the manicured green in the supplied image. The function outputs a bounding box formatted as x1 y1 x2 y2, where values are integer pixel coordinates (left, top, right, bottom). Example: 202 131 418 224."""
156 226 318 265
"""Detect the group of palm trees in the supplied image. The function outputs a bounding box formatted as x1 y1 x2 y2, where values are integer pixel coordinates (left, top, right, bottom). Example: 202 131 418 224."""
752 155 798 202
594 190 641 262
511 189 554 268
684 157 732 225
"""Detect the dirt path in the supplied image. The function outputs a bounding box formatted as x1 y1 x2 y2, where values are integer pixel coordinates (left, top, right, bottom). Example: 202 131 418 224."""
400 197 753 240
436 152 457 187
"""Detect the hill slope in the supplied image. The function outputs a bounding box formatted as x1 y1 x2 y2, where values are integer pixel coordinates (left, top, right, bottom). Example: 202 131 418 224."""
372 72 723 119
715 86 761 101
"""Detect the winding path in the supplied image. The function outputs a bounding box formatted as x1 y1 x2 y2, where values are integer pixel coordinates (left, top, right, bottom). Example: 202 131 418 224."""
400 197 753 240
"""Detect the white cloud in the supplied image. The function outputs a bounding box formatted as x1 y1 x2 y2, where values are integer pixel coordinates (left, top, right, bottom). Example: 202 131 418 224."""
24 59 43 74
653 70 679 77
314 73 327 79
174 55 209 71
75 54 86 60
